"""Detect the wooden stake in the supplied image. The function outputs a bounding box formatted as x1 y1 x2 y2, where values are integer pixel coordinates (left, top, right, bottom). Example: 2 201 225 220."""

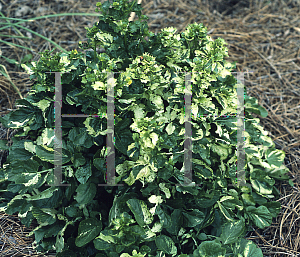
128 0 143 22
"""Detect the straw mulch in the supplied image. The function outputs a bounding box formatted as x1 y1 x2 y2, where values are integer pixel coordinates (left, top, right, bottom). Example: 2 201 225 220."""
0 0 299 256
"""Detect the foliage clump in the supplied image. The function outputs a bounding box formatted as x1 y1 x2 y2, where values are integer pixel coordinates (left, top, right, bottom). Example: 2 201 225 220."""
0 0 293 256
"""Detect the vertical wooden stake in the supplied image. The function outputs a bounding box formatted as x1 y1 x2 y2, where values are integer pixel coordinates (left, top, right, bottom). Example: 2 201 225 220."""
128 0 143 22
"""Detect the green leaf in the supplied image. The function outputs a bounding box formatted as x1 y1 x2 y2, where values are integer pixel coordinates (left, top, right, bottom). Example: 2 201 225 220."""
35 145 71 165
0 107 36 128
36 128 55 147
264 148 285 167
6 144 33 161
165 122 176 135
250 169 274 195
219 195 243 211
32 222 65 243
94 229 118 251
195 190 220 208
194 241 226 257
155 235 177 255
5 195 27 215
241 193 256 206
244 95 268 118
75 218 102 247
75 161 92 184
55 232 65 253
126 198 153 227
211 143 231 161
246 205 272 229
217 201 235 222
21 53 33 64
266 164 290 180
220 219 246 245
74 182 96 205
32 207 57 225
115 122 135 156
26 186 59 201
72 153 86 168
65 205 79 218
262 201 281 218
73 130 94 148
182 209 205 227
236 238 263 257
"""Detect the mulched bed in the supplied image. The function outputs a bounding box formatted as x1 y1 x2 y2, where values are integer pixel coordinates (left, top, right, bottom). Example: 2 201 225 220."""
0 0 299 256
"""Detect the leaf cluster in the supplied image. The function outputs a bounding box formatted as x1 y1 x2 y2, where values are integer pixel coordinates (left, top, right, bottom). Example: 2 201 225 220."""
0 1 293 256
